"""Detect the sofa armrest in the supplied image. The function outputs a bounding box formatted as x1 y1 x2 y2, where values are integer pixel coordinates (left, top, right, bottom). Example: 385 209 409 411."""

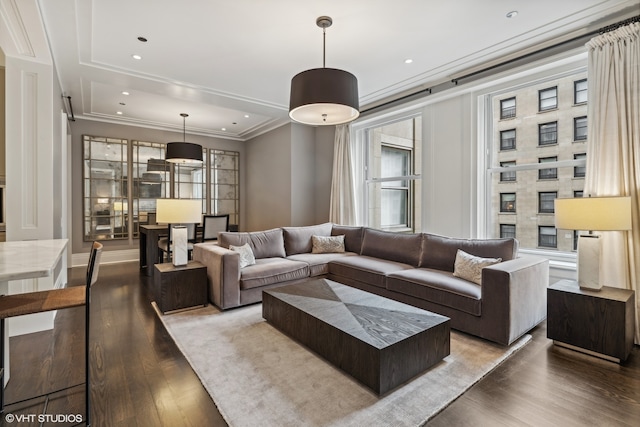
481 256 549 345
193 243 241 309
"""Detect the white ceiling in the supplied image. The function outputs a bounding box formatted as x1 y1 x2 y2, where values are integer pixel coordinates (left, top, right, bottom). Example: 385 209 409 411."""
10 0 640 141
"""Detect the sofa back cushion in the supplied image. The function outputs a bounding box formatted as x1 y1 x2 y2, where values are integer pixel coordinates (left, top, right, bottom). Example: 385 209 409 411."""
219 228 286 259
282 223 333 255
331 225 364 254
361 228 422 267
421 233 518 272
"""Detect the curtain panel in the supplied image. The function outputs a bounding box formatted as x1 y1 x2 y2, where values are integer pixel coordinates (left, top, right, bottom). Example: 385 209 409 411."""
329 124 356 225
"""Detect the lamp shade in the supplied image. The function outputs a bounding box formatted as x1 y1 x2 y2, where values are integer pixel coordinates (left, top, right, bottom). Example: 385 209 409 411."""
555 196 632 231
147 158 169 172
156 199 202 224
165 142 203 164
289 68 359 126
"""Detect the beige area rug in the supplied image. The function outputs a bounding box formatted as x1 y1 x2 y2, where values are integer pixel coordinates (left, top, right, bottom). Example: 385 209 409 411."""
158 303 530 427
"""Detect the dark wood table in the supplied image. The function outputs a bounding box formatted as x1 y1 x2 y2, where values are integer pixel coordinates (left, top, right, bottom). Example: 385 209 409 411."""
153 261 208 314
139 224 168 276
263 279 450 395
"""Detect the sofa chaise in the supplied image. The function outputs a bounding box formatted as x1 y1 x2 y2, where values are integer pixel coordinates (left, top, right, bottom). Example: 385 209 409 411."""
192 223 548 345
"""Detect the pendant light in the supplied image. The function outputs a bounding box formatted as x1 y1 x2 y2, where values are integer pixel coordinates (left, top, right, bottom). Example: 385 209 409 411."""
166 113 203 164
289 16 359 126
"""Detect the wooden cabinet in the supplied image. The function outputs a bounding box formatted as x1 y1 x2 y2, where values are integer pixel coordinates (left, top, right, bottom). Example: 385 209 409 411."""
153 261 208 314
547 280 635 362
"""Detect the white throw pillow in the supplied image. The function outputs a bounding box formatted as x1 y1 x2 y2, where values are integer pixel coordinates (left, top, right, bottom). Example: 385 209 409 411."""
230 243 256 268
453 249 502 285
311 235 345 254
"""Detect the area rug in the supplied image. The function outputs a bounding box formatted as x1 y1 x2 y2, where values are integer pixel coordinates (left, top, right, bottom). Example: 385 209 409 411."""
157 303 530 427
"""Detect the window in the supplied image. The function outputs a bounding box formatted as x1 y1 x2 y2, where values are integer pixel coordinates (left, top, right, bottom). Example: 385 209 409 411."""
539 86 557 111
539 192 557 213
500 224 516 239
574 116 587 141
574 190 583 198
500 97 516 119
500 129 516 150
538 226 557 248
538 122 557 145
574 153 586 177
500 161 516 182
380 146 411 228
539 157 558 180
574 79 587 104
500 193 516 212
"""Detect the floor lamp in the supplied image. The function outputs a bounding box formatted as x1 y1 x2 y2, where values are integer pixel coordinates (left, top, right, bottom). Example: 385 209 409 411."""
555 196 632 291
156 199 202 266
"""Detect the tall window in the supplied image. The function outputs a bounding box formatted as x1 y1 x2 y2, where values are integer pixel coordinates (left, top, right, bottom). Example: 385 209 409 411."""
574 153 586 177
538 157 558 180
539 86 557 111
538 192 557 213
380 146 411 228
500 193 516 212
500 224 516 238
500 97 516 119
574 79 587 104
538 226 557 248
500 161 516 182
539 122 558 145
574 116 587 141
500 129 516 150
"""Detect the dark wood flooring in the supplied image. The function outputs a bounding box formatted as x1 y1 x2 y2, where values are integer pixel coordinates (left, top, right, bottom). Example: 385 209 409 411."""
2 261 639 426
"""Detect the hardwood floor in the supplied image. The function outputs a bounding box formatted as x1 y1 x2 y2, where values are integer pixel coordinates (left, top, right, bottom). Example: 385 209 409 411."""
2 261 638 426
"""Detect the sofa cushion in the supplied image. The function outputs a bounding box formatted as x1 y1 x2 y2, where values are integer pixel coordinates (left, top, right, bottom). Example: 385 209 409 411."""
239 258 309 290
287 252 357 276
229 243 256 268
312 235 345 253
283 223 333 255
329 255 413 289
219 228 286 259
453 249 502 285
360 228 422 267
331 225 364 254
387 268 482 316
420 233 518 272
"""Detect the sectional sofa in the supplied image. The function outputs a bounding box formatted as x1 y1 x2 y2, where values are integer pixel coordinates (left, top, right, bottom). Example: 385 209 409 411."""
192 223 549 345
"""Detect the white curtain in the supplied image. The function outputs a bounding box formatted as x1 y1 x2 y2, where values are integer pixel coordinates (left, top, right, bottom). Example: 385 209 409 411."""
329 124 356 225
585 22 640 343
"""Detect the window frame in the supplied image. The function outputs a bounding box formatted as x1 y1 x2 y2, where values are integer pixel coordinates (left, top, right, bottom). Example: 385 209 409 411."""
500 129 516 150
499 161 516 182
538 121 558 146
538 226 557 248
574 116 587 141
500 97 516 119
500 223 516 239
538 191 557 214
539 86 558 111
500 193 516 213
574 79 587 104
538 156 558 180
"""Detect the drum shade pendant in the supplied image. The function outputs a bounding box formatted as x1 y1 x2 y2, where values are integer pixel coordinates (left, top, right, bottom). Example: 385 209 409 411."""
289 16 359 126
166 113 203 164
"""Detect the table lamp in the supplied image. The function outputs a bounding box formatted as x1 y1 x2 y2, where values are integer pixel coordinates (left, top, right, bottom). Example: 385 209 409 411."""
156 199 202 266
555 196 632 291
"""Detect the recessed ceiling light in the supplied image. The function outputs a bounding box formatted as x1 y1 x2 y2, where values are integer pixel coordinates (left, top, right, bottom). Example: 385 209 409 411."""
137 36 148 42
132 54 142 60
506 11 518 18
122 91 130 96
116 111 123 115
244 114 250 118
404 59 413 64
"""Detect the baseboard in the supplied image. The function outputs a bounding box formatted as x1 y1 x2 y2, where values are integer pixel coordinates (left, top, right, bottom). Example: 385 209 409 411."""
72 248 139 267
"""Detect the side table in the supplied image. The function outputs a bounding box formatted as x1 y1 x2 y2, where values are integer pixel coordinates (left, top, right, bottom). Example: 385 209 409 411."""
153 261 208 314
547 279 635 363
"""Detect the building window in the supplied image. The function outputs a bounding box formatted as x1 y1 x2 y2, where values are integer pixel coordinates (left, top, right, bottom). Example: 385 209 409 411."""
380 145 411 228
539 157 558 180
574 116 587 141
500 97 516 119
539 86 558 111
538 122 558 145
538 226 557 248
500 129 516 150
574 190 583 198
574 79 587 104
574 153 586 177
539 191 557 213
500 224 516 239
500 161 516 182
500 193 516 212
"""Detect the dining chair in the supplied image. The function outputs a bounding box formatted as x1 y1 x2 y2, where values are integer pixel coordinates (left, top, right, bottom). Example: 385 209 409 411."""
157 223 197 262
201 214 230 242
0 241 102 426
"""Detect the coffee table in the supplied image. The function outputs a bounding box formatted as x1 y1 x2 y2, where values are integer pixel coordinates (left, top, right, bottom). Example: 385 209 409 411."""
262 279 450 394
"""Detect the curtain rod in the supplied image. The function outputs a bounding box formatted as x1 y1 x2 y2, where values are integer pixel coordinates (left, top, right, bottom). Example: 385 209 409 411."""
63 95 75 121
361 14 639 115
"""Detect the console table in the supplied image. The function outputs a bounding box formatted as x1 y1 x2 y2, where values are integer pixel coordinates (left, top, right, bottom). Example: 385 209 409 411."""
547 279 635 363
139 225 168 277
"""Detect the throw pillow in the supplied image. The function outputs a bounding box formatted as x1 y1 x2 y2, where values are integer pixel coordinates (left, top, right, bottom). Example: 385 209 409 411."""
453 249 502 285
230 243 256 268
311 235 345 254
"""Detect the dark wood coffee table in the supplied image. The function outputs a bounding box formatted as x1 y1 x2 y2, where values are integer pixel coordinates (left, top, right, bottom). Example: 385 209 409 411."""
262 279 450 394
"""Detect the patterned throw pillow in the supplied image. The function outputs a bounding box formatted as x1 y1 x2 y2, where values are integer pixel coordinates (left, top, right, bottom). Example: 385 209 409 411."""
230 243 256 268
311 235 345 254
452 249 502 285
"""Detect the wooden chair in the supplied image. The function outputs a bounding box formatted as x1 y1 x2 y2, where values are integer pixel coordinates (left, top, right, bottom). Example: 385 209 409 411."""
157 224 197 262
0 241 102 426
201 214 230 242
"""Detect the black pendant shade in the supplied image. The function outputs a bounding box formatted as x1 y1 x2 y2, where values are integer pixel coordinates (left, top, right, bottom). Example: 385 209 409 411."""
165 113 203 164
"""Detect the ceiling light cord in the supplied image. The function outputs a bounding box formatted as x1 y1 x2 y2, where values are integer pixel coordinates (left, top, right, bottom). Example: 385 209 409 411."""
322 26 326 68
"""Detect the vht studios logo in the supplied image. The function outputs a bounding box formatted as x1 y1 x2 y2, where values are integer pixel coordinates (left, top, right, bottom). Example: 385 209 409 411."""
5 413 83 423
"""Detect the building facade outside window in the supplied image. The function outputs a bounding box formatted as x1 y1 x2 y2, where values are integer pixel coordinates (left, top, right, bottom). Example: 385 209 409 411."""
574 79 587 104
538 156 558 179
500 193 516 212
538 226 557 248
538 122 558 145
538 191 557 213
539 86 558 111
500 161 516 182
500 97 516 119
574 116 587 141
574 153 587 177
500 224 516 238
500 129 516 150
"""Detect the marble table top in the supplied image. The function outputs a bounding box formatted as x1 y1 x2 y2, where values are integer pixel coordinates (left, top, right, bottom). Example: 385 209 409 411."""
0 239 68 282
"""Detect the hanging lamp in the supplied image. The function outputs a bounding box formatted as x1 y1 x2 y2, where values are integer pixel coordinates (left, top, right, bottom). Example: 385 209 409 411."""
289 16 359 126
165 113 203 164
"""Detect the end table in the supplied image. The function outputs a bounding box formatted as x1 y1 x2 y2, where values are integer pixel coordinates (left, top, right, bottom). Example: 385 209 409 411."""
547 279 635 363
153 261 208 314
